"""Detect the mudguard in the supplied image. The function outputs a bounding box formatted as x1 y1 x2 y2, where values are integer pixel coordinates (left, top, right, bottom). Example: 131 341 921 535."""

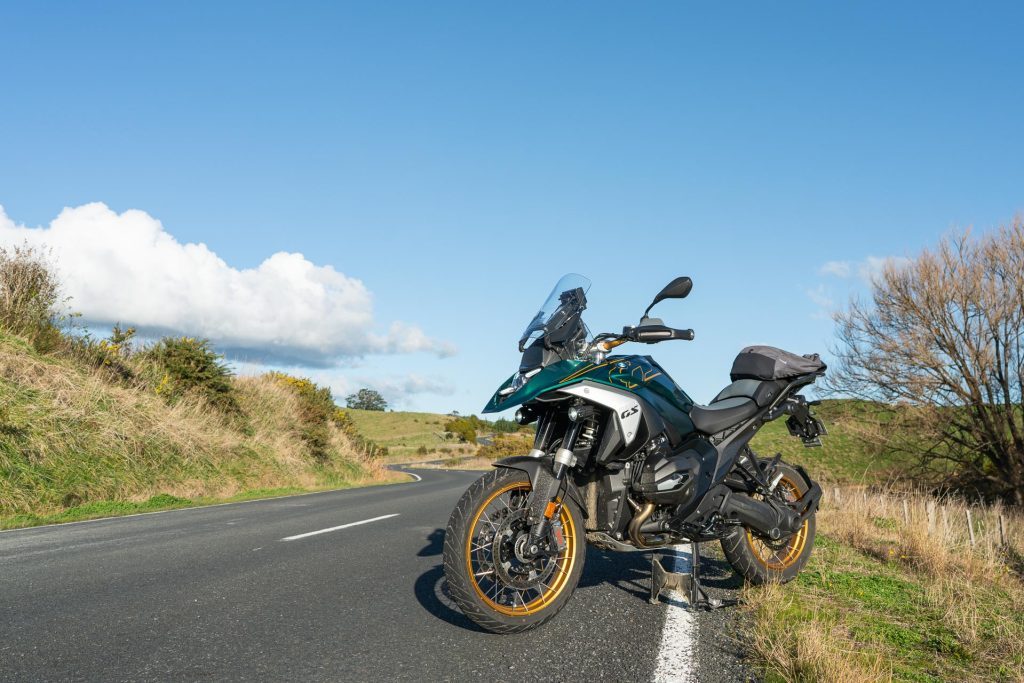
492 455 588 517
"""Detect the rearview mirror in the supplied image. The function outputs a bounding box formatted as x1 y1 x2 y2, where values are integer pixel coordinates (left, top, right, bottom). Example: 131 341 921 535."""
643 276 692 317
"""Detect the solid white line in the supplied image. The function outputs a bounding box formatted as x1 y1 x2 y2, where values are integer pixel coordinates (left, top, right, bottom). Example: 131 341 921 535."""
280 514 400 541
404 471 423 482
653 545 698 683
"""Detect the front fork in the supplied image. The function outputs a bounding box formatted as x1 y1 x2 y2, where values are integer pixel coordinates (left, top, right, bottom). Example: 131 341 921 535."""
524 418 583 556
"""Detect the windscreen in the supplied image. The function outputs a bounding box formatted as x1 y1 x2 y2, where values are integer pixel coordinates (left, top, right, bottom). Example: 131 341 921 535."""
519 273 591 347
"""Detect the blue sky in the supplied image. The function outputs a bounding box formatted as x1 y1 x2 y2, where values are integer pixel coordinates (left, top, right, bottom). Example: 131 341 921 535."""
1 2 1022 414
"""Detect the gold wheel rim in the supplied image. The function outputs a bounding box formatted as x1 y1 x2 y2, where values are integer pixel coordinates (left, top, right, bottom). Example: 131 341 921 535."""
464 481 577 616
746 476 809 570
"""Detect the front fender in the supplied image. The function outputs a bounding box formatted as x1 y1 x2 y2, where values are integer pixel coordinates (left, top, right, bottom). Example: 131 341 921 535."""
492 455 588 518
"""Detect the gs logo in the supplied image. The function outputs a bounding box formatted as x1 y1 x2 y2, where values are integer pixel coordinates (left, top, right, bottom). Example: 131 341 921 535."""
620 405 639 419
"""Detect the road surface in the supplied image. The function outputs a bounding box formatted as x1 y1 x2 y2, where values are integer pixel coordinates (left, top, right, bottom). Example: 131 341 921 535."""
0 468 754 682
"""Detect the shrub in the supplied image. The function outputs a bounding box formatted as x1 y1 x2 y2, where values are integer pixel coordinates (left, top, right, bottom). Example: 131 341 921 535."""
143 337 239 414
479 432 534 459
68 324 137 382
416 445 429 456
0 243 67 352
491 418 524 434
444 417 478 444
269 373 338 462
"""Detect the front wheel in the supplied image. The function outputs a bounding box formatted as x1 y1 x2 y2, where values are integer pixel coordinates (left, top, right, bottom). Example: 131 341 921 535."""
443 468 586 633
721 462 816 585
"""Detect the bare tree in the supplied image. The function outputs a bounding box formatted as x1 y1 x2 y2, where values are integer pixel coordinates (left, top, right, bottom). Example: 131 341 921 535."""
829 219 1024 504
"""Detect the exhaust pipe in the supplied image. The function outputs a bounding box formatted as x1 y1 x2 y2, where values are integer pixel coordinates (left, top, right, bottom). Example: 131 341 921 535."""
627 502 670 548
721 482 822 540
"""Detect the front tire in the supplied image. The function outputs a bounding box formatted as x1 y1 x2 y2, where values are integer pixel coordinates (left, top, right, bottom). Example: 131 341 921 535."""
443 468 586 633
721 462 816 585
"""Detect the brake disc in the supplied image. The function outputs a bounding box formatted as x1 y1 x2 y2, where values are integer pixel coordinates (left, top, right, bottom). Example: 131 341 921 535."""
490 508 557 590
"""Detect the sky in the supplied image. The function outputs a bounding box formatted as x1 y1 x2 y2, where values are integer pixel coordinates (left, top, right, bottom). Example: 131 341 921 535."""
1 2 1022 414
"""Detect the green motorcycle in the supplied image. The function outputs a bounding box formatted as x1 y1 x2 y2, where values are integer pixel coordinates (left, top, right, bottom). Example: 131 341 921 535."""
443 274 827 633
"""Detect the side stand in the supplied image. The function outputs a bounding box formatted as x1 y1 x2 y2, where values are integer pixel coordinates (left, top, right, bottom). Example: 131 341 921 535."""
649 541 739 610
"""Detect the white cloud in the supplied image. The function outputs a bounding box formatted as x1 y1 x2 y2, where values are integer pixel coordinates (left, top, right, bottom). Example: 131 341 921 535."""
818 260 851 278
857 255 911 283
805 284 834 309
0 202 455 365
818 255 911 284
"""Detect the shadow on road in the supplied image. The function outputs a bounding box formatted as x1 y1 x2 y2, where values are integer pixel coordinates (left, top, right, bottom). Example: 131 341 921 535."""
412 529 661 630
577 547 653 601
413 563 488 632
695 550 744 592
417 528 445 557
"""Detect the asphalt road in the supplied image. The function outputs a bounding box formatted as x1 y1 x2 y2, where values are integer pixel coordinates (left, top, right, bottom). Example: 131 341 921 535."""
0 468 755 682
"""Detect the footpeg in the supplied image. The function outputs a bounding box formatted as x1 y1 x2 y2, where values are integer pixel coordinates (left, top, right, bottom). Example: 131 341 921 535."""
649 542 739 610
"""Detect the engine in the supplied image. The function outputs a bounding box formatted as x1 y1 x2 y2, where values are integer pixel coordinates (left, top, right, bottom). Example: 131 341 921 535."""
634 435 718 514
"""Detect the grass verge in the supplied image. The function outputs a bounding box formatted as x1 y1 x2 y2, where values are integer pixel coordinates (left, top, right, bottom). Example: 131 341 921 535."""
743 491 1024 682
1 472 409 530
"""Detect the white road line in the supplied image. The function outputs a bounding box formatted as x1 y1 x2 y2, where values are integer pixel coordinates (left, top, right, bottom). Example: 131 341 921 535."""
280 514 400 541
404 471 423 482
653 545 698 683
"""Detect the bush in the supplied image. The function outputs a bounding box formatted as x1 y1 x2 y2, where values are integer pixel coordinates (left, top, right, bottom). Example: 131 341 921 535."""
269 373 339 462
444 417 478 444
491 418 524 434
0 244 66 352
143 337 239 414
68 324 137 382
479 432 534 459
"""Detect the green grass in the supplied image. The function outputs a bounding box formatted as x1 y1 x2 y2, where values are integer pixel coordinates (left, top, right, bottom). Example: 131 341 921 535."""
751 399 913 484
751 533 1023 682
0 476 411 530
344 409 466 457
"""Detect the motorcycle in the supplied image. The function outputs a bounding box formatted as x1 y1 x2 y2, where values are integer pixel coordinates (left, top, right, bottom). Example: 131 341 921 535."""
443 274 827 633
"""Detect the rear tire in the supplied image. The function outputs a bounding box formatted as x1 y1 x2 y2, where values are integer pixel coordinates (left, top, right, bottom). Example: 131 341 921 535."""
721 462 816 585
443 468 586 634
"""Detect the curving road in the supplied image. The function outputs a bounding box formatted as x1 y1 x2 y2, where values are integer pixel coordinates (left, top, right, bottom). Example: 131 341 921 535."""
0 468 753 682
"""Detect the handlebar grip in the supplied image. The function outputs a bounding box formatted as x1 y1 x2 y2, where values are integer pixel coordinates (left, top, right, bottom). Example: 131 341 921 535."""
632 325 695 343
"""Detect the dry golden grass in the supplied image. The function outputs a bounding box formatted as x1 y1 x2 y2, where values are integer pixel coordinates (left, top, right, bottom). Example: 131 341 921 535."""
743 487 1024 682
0 335 390 526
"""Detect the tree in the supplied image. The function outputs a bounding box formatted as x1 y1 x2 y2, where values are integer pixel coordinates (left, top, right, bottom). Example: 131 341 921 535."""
829 220 1024 503
345 388 388 411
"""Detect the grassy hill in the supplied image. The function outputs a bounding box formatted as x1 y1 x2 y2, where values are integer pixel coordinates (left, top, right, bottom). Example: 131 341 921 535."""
346 409 481 462
751 399 912 485
0 332 395 529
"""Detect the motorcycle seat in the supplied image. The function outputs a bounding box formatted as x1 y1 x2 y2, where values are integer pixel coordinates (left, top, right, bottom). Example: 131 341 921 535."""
689 378 785 434
689 397 759 434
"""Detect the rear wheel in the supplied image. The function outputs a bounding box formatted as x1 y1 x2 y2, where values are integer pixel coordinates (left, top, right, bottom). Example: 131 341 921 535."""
443 468 586 633
721 462 815 585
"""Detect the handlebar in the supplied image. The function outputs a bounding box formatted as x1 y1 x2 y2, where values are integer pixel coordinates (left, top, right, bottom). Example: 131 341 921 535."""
630 325 695 343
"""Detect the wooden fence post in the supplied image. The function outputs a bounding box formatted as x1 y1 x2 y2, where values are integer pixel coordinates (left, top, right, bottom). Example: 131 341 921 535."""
966 509 976 547
902 499 910 525
926 501 936 535
999 514 1007 548
834 488 841 505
